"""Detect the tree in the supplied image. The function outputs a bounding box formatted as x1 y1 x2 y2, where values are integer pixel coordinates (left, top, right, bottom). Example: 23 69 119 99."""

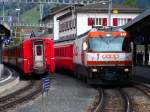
123 0 138 7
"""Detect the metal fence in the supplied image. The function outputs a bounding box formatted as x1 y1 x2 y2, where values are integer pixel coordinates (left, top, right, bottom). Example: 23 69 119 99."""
0 21 53 28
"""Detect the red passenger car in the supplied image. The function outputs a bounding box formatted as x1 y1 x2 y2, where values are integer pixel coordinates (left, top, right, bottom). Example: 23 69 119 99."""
3 37 55 76
55 40 74 71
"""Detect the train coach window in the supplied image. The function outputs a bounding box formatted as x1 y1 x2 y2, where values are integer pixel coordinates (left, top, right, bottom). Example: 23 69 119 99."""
36 46 42 55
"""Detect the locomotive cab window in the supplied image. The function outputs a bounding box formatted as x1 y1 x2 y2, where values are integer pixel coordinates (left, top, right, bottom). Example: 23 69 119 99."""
88 37 124 52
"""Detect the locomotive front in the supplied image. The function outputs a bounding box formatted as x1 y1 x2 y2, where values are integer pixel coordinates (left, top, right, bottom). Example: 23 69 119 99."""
80 28 133 83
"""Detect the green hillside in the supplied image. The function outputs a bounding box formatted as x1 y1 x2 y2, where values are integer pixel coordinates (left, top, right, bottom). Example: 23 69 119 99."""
0 2 56 23
0 12 3 16
21 6 40 24
0 10 8 17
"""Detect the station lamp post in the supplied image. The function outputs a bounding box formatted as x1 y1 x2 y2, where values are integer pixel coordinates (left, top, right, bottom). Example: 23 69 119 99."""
108 0 112 27
16 8 20 23
2 2 5 22
96 0 112 27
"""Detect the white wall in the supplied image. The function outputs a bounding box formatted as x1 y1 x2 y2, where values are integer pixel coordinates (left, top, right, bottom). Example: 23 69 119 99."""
77 13 139 36
77 13 93 36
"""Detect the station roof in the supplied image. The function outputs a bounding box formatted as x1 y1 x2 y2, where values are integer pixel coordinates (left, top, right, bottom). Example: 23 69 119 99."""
123 8 150 37
0 23 10 36
76 3 143 13
42 3 143 21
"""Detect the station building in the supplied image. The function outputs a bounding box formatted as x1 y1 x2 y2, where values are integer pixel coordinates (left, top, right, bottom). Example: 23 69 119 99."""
42 3 143 40
123 9 150 66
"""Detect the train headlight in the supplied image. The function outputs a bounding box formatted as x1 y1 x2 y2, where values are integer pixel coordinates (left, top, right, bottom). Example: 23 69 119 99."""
106 33 112 37
124 68 129 72
121 32 126 36
92 68 98 72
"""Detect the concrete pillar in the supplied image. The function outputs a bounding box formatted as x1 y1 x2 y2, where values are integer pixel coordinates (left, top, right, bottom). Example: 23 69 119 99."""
0 38 2 64
0 64 4 78
144 36 149 65
133 41 137 65
0 35 4 78
144 43 148 65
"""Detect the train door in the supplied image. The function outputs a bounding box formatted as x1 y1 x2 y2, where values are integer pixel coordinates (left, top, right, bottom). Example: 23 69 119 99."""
34 41 44 69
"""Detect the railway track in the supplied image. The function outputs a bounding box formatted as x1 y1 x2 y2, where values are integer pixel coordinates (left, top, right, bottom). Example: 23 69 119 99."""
0 80 42 112
133 83 150 99
93 88 104 112
87 81 150 112
93 88 131 112
123 82 150 112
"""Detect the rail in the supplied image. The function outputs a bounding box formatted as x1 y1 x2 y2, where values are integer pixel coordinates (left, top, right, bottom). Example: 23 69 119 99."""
94 88 105 112
0 79 42 112
118 88 131 112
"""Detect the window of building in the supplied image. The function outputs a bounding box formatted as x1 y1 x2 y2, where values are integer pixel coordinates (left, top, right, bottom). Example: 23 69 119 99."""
88 18 108 26
113 18 132 26
93 18 102 26
59 19 76 32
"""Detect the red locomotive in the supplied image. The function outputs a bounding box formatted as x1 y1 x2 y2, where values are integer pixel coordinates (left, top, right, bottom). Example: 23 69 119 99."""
2 37 55 75
55 28 133 84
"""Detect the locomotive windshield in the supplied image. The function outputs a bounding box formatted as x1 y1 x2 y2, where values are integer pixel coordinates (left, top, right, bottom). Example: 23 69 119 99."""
88 37 131 52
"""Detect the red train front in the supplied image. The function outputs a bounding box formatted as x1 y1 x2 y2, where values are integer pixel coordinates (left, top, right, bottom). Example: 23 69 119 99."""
2 37 55 76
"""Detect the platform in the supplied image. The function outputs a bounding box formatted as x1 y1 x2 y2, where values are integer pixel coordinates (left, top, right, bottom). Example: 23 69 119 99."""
132 66 150 84
0 66 19 93
15 73 97 112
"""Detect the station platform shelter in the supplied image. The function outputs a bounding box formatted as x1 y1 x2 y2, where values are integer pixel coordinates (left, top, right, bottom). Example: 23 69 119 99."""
0 23 10 60
123 9 150 66
0 23 10 77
